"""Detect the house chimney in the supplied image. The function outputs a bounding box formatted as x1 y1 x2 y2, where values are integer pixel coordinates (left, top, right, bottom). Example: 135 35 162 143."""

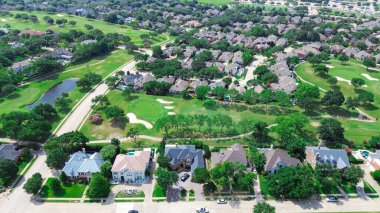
82 147 86 154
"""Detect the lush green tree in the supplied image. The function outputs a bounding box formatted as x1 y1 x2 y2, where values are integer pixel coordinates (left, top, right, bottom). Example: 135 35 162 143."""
267 166 315 199
76 72 102 89
143 81 171 95
294 84 320 113
23 173 43 195
100 145 118 162
367 135 380 149
155 167 179 189
19 148 32 163
122 86 134 100
111 138 121 147
105 76 118 88
338 54 349 64
357 90 375 105
24 58 63 76
322 90 345 108
105 106 125 122
213 86 228 101
342 166 364 186
54 93 72 113
371 170 380 182
351 78 366 90
0 159 18 185
275 91 290 107
44 131 88 154
100 161 113 179
203 181 217 195
152 46 163 58
59 172 68 183
68 20 76 27
252 122 270 145
317 118 345 147
345 97 360 110
314 64 329 76
156 154 171 169
32 103 57 120
125 42 138 53
363 58 376 70
195 86 211 100
193 168 210 183
87 173 111 198
51 178 62 195
274 113 308 143
327 77 338 87
249 147 266 173
253 202 275 213
46 148 68 170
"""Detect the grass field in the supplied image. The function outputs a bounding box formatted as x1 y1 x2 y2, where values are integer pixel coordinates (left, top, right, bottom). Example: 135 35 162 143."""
152 184 166 197
296 59 380 143
39 178 87 198
1 11 167 45
259 175 269 195
0 50 132 130
80 91 294 140
115 191 145 198
364 180 377 194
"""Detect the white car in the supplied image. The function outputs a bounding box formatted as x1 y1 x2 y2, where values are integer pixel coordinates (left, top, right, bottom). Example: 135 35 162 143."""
217 199 227 204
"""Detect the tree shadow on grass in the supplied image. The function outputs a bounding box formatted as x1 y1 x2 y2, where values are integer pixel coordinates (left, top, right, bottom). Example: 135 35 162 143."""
6 93 21 100
125 95 139 102
110 117 128 130
325 107 359 118
362 104 379 112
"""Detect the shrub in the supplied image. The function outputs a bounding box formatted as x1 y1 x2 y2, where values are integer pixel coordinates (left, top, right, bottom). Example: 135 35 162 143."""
371 170 380 182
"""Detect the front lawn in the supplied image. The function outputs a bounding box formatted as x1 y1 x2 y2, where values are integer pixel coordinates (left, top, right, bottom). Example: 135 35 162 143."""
152 184 166 197
340 183 357 194
115 190 145 198
259 175 269 195
39 178 87 198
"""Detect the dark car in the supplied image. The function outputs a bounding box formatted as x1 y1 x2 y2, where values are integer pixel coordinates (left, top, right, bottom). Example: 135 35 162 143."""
128 210 138 213
180 173 190 182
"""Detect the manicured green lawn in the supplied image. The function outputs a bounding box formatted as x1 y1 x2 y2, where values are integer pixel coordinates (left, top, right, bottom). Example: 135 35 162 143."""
152 184 166 197
259 175 269 195
80 91 295 139
341 183 357 194
115 190 145 198
17 161 28 174
315 180 340 194
296 60 380 144
39 178 87 198
197 0 231 5
2 11 167 45
363 180 377 194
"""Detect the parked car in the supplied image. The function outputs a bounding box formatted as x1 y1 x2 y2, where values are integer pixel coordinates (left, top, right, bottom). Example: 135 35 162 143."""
217 199 227 204
180 173 190 182
326 196 339 202
128 210 138 213
196 207 209 213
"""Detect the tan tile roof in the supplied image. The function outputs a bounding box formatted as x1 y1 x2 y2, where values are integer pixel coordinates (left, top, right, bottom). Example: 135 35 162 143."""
112 150 150 173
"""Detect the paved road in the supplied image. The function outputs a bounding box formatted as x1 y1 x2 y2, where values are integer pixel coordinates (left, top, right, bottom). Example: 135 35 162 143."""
53 60 136 136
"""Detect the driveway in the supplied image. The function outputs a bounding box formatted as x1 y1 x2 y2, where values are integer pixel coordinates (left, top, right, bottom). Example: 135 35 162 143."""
239 55 267 87
176 171 204 201
360 164 380 193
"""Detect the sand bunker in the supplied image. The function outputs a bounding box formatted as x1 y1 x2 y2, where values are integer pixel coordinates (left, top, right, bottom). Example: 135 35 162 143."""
336 77 351 84
311 122 320 127
168 112 176 115
1 19 7 22
56 14 65 17
326 65 334 68
362 74 378 81
127 113 153 129
157 99 173 104
164 106 174 109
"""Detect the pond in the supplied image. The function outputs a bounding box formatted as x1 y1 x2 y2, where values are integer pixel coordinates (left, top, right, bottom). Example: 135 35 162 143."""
26 78 78 110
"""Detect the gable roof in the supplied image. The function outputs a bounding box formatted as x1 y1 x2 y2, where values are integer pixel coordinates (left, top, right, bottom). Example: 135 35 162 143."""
62 151 104 177
306 146 350 169
263 149 302 171
211 144 247 166
164 144 204 173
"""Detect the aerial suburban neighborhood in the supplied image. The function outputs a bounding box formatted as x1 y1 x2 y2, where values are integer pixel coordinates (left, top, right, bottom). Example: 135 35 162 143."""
1 0 380 213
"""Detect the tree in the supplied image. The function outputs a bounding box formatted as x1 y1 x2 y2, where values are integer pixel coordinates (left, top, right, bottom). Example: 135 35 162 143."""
32 103 57 120
284 136 306 161
59 172 68 183
23 173 42 195
195 86 211 100
87 173 111 198
351 78 365 90
314 64 329 77
51 178 61 195
252 122 270 145
143 81 171 95
267 166 315 199
100 145 118 162
44 131 89 154
122 86 134 100
155 167 179 189
249 147 266 173
68 20 76 27
253 202 275 213
317 118 345 147
125 42 138 53
357 90 375 105
156 154 170 169
322 90 345 108
213 86 228 100
338 54 349 64
0 159 18 185
294 84 320 113
327 77 338 87
363 58 376 70
203 181 217 195
105 76 118 88
54 93 72 113
76 73 102 89
156 116 172 136
19 148 32 163
275 91 290 107
111 138 121 147
105 106 125 122
100 161 113 179
193 168 210 183
345 97 360 110
371 170 380 182
342 166 364 186
46 149 68 170
152 46 163 58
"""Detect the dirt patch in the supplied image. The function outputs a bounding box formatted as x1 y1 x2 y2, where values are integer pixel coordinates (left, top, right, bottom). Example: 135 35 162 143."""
311 122 320 127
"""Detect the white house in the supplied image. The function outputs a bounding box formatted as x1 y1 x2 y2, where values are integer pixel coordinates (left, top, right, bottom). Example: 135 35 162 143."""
111 149 151 184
